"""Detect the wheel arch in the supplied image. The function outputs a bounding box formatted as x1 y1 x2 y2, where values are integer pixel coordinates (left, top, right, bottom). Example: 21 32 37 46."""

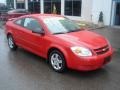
47 47 63 57
47 46 68 65
7 32 12 38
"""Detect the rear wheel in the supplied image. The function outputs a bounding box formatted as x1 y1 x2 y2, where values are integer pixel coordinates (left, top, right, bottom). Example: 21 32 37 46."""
7 35 17 51
49 50 67 73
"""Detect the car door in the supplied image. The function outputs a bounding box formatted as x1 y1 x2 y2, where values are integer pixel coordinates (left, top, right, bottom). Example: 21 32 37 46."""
14 17 47 57
22 17 46 56
13 18 26 47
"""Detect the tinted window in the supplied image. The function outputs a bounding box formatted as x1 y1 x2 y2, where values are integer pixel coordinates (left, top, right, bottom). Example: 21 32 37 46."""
16 0 25 9
15 18 24 26
65 0 82 16
16 3 25 9
28 0 40 13
44 0 61 14
24 18 42 31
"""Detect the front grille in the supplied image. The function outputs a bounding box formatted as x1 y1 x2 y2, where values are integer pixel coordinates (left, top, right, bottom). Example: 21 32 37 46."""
94 45 109 55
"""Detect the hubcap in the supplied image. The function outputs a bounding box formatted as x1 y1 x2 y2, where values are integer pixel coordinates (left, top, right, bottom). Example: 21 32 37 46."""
51 53 63 70
8 37 14 48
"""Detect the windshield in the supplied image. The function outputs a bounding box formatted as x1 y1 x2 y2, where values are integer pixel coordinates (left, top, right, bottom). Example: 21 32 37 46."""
43 17 81 34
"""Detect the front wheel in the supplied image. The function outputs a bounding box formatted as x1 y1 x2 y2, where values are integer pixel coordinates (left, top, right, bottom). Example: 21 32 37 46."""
49 50 67 73
7 35 17 51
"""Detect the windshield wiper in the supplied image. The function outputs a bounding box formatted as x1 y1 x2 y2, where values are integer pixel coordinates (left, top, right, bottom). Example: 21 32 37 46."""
68 29 80 33
53 32 67 35
53 29 81 34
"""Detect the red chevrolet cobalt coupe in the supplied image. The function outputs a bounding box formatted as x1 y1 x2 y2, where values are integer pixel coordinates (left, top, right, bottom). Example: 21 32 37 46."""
5 14 113 72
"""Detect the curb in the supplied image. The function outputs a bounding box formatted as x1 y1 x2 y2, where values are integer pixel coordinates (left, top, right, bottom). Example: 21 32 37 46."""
84 26 107 30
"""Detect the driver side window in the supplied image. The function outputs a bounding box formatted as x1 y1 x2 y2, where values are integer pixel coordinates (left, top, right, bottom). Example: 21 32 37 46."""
23 18 42 31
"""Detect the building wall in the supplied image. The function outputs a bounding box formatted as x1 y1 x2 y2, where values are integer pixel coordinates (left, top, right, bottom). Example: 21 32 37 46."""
13 0 113 25
63 0 113 25
81 0 93 22
66 0 93 22
13 0 93 22
92 0 112 25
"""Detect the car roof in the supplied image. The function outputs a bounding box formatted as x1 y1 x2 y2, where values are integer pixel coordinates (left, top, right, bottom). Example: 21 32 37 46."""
25 14 63 20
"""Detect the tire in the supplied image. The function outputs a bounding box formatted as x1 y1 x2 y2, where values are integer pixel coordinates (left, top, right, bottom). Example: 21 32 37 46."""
7 34 18 51
48 50 67 73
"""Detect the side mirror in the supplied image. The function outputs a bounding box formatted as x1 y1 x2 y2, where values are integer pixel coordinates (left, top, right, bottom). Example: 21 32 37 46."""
32 28 45 35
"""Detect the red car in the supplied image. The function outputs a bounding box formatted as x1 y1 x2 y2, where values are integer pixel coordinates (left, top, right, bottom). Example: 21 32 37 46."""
5 14 113 72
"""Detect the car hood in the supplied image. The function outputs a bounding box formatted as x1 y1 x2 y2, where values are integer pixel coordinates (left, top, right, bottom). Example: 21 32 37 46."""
54 30 108 49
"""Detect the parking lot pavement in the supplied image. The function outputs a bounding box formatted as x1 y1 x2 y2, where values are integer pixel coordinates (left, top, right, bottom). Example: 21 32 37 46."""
93 27 120 52
0 27 120 90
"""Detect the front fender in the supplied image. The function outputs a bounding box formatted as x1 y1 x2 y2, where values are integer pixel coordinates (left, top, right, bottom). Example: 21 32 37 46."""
47 44 70 65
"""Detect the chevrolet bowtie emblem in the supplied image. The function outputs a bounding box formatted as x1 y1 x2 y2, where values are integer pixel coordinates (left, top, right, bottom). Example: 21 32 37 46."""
102 48 106 51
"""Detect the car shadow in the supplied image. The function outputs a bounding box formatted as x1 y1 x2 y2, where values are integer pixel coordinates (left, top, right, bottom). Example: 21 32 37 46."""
65 68 109 78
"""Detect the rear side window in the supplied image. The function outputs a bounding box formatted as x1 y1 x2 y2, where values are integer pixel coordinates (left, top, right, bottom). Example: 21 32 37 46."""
15 18 24 26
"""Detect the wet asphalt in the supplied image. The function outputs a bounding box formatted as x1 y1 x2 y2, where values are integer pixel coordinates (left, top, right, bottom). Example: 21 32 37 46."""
0 27 120 90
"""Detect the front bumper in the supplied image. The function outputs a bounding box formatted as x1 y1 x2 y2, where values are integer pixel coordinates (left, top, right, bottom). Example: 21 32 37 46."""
66 47 114 71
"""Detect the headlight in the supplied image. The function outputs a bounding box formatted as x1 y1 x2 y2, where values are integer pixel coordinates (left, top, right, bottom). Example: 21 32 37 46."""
71 46 92 57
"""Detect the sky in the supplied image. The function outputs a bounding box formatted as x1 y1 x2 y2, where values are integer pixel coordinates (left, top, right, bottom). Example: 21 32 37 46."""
0 0 6 4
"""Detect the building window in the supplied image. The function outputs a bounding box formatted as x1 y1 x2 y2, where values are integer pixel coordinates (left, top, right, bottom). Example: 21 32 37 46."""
28 0 40 13
7 0 14 9
65 0 82 16
16 0 25 9
44 0 61 14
